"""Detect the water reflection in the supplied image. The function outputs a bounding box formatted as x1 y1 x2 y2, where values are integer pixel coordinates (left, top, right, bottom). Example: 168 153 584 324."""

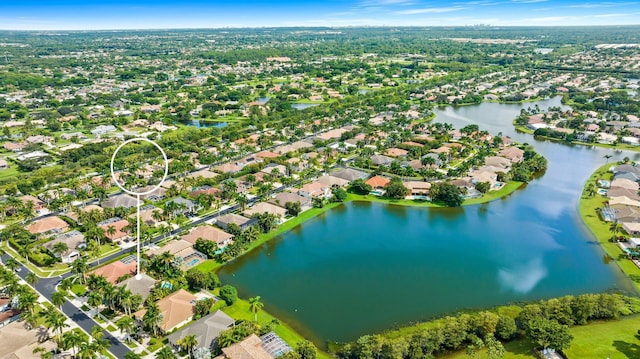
498 257 548 294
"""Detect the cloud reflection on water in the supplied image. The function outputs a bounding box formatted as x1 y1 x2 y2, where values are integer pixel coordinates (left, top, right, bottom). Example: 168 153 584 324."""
498 257 548 294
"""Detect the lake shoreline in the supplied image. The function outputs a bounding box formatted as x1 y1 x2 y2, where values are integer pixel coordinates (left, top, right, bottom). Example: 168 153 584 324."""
578 163 640 294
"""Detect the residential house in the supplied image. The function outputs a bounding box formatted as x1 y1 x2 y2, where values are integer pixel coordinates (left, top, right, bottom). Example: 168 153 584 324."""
330 168 368 182
244 202 287 219
298 181 330 199
371 155 394 167
317 175 350 188
189 186 221 199
261 164 287 177
215 334 274 359
91 260 137 284
188 169 219 180
167 310 235 351
129 206 162 227
0 159 8 170
101 194 138 209
215 163 242 174
269 192 311 209
117 273 156 300
0 309 21 328
3 142 26 152
98 217 131 244
365 176 390 190
167 197 200 215
611 178 640 192
181 225 234 248
385 148 408 158
498 146 524 163
91 125 117 138
403 181 431 196
137 186 167 202
215 213 257 231
134 289 197 333
146 239 194 259
44 230 86 263
27 216 69 237
18 195 47 214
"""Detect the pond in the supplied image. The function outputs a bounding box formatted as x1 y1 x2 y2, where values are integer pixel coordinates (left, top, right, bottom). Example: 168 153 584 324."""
219 97 639 346
291 103 320 110
184 120 228 128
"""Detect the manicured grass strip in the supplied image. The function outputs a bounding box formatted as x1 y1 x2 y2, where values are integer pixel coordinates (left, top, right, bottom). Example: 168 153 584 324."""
564 315 640 359
440 339 537 359
579 163 640 293
463 181 524 205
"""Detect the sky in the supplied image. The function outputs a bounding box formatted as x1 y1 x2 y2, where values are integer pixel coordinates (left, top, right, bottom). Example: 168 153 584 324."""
0 0 639 30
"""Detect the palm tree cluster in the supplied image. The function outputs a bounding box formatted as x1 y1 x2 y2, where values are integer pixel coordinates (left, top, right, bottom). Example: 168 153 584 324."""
85 274 143 316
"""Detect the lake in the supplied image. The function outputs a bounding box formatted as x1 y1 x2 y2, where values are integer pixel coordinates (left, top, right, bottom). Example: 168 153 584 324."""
218 97 639 346
185 120 228 128
291 103 320 110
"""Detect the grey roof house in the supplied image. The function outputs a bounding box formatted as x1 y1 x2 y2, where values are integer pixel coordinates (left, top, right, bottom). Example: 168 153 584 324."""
167 310 235 351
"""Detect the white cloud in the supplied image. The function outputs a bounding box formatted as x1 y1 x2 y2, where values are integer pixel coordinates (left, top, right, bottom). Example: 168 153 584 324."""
511 0 549 3
568 2 638 8
358 0 414 6
395 6 467 15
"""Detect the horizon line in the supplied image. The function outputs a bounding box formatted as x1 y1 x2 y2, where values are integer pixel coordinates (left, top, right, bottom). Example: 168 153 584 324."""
1 24 640 32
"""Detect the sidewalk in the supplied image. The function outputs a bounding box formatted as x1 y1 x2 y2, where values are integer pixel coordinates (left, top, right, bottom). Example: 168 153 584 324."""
66 289 148 355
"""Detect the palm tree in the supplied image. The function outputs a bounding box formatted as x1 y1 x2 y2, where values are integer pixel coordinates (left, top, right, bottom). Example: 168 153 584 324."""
604 154 613 163
87 291 103 314
156 346 177 359
20 309 38 330
248 296 264 322
52 242 69 259
177 334 199 358
116 316 136 343
236 193 249 211
243 226 260 243
44 310 68 342
32 346 53 359
51 291 66 310
76 340 94 359
4 257 19 272
143 302 163 337
71 257 89 284
18 245 31 265
61 330 84 357
26 272 39 286
16 289 38 315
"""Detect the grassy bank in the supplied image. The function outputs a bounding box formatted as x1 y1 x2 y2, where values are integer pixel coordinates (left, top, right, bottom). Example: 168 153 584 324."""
441 315 640 359
579 163 640 293
344 181 524 208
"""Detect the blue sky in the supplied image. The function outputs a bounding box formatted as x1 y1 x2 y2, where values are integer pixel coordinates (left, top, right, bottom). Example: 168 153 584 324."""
1 0 639 30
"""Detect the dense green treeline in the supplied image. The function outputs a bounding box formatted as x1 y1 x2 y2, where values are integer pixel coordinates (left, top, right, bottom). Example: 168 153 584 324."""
335 293 640 359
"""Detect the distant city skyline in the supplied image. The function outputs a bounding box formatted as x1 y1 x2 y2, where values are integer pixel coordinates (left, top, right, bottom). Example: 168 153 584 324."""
1 0 639 30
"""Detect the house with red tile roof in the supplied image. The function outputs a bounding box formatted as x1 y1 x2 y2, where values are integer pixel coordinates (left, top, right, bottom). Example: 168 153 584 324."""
91 260 137 284
27 216 69 236
134 289 197 333
365 176 391 190
181 225 234 248
98 218 131 244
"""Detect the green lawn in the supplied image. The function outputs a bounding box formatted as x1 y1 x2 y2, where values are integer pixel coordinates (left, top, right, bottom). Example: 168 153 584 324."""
220 297 333 359
0 166 20 180
71 284 87 297
579 163 640 293
440 315 640 359
564 315 640 359
440 339 537 359
344 181 523 208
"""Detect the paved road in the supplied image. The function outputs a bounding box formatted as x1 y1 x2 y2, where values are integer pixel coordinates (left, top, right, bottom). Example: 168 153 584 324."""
2 254 131 358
